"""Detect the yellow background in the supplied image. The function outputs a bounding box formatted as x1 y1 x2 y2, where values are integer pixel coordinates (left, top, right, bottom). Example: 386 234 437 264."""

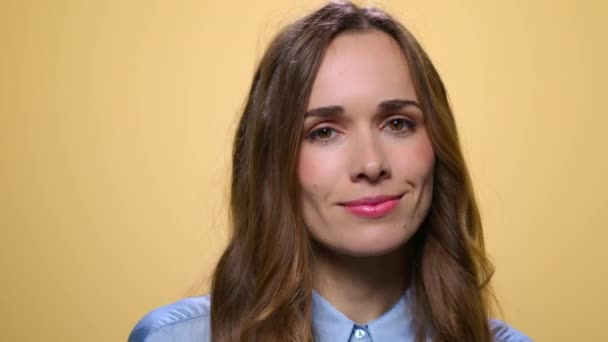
1 0 606 341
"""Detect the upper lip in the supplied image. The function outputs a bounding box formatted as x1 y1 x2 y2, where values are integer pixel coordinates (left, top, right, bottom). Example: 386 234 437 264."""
339 193 404 206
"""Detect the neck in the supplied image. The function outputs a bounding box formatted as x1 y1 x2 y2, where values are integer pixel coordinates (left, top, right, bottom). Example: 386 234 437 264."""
312 242 411 324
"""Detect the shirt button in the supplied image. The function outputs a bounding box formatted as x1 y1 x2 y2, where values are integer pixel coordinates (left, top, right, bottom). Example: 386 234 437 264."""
354 328 367 339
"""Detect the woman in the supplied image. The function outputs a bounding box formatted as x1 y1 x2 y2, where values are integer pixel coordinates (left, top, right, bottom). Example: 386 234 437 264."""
129 1 530 341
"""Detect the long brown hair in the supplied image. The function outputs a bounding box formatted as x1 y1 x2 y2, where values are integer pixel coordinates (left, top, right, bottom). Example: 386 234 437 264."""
210 1 495 341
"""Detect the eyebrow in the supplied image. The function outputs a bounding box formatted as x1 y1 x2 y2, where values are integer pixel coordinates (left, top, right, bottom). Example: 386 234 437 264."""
304 99 422 118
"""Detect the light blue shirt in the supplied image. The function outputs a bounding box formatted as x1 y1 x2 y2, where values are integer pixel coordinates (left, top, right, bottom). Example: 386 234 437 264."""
129 290 531 341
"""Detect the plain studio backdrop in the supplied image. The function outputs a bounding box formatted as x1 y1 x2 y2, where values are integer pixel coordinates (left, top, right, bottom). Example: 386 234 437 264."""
1 0 606 341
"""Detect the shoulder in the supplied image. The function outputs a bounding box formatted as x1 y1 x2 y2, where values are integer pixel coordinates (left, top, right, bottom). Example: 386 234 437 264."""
128 295 211 342
490 319 532 342
127 297 531 342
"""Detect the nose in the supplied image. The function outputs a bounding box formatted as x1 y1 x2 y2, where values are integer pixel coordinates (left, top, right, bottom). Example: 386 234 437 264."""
349 132 390 183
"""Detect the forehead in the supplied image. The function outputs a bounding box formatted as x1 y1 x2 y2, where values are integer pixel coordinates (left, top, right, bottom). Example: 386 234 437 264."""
308 30 417 109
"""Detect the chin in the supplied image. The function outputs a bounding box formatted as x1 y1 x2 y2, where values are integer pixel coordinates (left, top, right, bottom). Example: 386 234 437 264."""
322 228 415 257
340 240 408 257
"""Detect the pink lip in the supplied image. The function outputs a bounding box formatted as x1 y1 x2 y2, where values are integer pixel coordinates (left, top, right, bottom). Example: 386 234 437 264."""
340 194 403 219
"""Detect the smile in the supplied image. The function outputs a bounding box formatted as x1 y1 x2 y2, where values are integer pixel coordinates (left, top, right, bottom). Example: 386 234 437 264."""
339 194 404 219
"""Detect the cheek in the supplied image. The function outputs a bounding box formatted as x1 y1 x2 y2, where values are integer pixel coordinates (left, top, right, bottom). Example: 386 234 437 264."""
392 133 435 179
416 135 436 173
297 149 318 189
297 146 344 195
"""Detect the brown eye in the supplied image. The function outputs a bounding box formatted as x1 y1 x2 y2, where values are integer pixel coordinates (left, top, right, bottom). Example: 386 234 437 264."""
306 127 339 144
384 118 416 133
316 127 334 139
388 119 405 131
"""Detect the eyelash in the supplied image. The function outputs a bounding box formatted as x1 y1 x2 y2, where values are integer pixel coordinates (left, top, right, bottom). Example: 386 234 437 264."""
305 117 417 144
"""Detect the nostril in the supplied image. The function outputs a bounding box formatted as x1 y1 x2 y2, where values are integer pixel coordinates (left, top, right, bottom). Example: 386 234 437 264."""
354 166 390 183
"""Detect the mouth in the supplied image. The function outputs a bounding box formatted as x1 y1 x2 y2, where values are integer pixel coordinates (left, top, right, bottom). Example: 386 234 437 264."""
339 193 405 219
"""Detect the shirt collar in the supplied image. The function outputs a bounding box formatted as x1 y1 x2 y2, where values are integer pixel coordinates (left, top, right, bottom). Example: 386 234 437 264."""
312 288 415 341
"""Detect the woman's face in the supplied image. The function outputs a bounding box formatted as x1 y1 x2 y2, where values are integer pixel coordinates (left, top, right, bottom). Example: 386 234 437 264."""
298 30 435 256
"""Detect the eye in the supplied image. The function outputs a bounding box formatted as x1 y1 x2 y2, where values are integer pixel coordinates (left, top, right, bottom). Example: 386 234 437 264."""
306 127 340 143
383 117 416 133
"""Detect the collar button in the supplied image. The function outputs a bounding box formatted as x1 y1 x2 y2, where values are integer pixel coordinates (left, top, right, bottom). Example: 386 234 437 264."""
354 327 367 339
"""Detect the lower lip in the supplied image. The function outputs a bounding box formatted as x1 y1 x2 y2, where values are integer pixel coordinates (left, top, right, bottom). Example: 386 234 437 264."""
343 198 400 219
